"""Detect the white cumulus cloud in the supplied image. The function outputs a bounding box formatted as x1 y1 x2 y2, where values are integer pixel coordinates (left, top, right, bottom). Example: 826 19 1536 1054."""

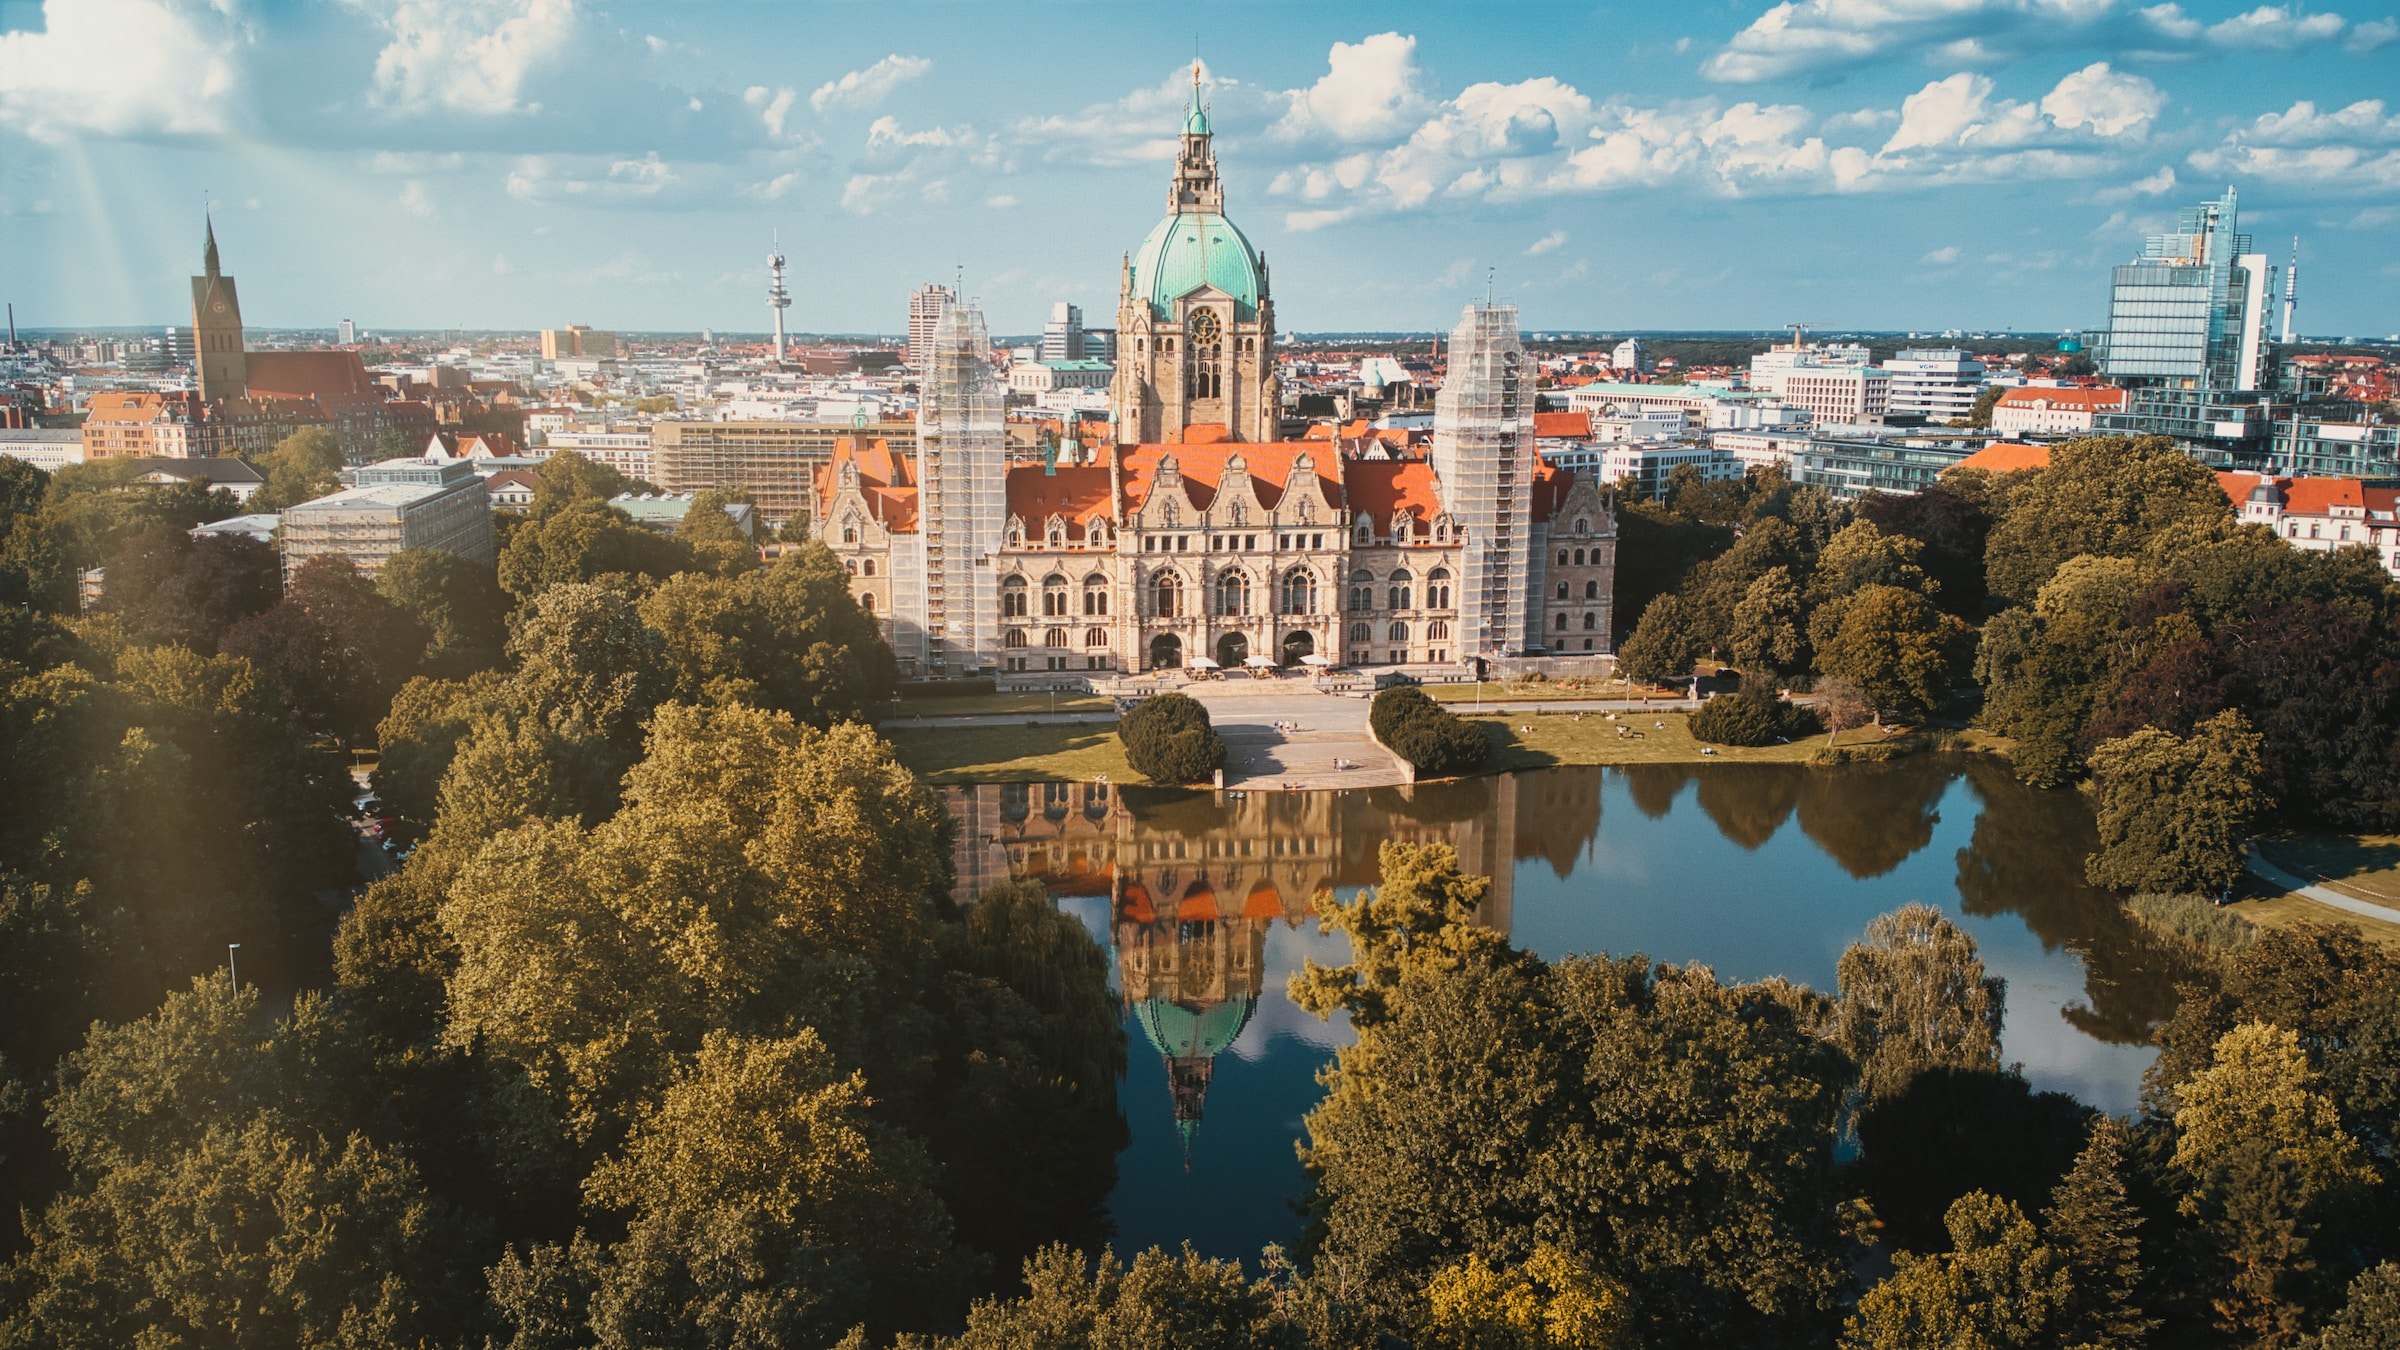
744 85 797 138
0 0 248 142
2040 63 2164 138
349 0 579 116
1922 245 1962 264
809 54 932 114
1525 230 1568 255
1275 32 1427 141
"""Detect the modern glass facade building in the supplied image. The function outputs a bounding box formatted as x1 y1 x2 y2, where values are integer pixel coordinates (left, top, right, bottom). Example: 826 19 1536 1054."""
2098 188 2273 393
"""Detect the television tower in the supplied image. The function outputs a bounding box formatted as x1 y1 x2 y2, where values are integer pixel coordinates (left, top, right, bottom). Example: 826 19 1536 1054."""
2280 236 2299 346
767 231 791 364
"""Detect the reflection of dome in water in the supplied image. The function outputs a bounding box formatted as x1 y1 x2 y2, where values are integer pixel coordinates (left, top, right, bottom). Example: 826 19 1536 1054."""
1134 993 1260 1168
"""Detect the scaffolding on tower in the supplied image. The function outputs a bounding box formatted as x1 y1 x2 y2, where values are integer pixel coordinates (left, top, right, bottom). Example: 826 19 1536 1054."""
914 301 1005 675
1430 301 1536 664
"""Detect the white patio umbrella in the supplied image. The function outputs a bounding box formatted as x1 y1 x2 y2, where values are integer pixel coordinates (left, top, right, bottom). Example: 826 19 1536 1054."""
1300 654 1334 667
1243 655 1277 668
1187 656 1221 669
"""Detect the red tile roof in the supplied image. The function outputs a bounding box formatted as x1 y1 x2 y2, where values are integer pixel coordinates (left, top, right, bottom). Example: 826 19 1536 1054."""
243 351 376 401
1343 459 1444 532
1007 464 1114 525
1534 411 1591 440
1945 441 2051 475
1119 438 1342 515
1994 386 2125 410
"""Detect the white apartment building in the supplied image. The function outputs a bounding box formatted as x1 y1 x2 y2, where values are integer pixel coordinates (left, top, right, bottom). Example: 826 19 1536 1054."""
2226 473 2400 579
1006 359 1114 395
1989 386 2127 436
1712 428 1816 474
1748 342 1870 395
280 456 495 580
1881 349 1986 422
1780 366 1892 425
1598 442 1741 497
543 427 655 480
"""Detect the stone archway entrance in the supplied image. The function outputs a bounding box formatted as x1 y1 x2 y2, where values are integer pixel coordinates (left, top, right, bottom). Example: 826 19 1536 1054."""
1280 630 1315 666
1215 631 1249 669
1149 634 1183 669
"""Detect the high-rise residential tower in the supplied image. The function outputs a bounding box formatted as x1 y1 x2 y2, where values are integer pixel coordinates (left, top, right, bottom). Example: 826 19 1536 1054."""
913 300 1004 674
906 283 954 375
190 216 247 401
1040 302 1086 361
1431 301 1537 658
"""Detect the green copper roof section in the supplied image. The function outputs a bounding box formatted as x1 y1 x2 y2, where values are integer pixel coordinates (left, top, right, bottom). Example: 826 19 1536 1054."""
1131 211 1262 321
1184 101 1211 136
1132 994 1256 1061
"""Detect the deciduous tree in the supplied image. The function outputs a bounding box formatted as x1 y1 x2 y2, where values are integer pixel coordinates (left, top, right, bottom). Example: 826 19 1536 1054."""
2085 709 2265 895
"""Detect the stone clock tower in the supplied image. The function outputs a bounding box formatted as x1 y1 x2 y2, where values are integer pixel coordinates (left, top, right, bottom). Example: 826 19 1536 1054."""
1109 65 1278 444
191 216 248 401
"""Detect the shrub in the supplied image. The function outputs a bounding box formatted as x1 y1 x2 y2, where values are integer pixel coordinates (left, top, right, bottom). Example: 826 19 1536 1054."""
1371 686 1489 777
2127 892 2257 959
1690 688 1817 748
1118 693 1224 784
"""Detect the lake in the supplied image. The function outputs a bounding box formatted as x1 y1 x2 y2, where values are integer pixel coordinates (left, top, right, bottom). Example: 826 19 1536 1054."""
943 756 2191 1262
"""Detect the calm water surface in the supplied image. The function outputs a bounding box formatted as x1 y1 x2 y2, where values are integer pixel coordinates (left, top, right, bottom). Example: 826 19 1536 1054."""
944 757 2188 1261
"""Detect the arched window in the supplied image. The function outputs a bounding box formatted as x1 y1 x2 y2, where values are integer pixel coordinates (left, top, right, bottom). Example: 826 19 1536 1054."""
860 593 874 612
1349 622 1372 642
862 559 877 577
1084 626 1108 648
1045 626 1068 649
1047 521 1066 548
1281 567 1316 615
1573 548 1586 565
845 559 857 575
1187 310 1223 400
1583 611 1598 630
1555 612 1569 631
1005 628 1027 648
1001 576 1028 618
1349 567 1374 612
1426 566 1451 608
842 522 859 545
1387 621 1409 643
1428 620 1450 641
1042 574 1069 617
1557 549 1569 566
1387 569 1412 611
1086 519 1110 547
1083 575 1109 616
1574 516 1590 535
1152 572 1181 618
1356 516 1374 545
1555 580 1569 600
1584 579 1600 599
1216 570 1249 616
1006 521 1026 548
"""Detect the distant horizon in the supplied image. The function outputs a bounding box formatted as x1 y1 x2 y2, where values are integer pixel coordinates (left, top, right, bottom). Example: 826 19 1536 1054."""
5 3 2396 334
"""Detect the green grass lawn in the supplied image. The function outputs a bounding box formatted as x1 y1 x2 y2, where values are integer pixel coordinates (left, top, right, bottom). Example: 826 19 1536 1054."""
1460 710 1840 769
2253 834 2400 910
1425 679 1678 705
886 691 1112 719
883 722 1140 784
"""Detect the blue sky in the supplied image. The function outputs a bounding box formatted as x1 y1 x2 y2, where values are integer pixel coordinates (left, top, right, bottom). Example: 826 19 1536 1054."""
2 0 2395 337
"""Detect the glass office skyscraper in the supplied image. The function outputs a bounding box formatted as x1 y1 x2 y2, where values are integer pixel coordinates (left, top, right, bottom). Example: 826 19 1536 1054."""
2099 187 2273 392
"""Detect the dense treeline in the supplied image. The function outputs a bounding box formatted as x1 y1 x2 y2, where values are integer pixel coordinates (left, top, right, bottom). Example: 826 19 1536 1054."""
1368 685 1488 775
1614 437 2400 888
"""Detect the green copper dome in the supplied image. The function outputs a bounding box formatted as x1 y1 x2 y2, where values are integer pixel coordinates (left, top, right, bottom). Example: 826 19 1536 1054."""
1131 211 1262 321
1132 994 1257 1061
1183 102 1211 136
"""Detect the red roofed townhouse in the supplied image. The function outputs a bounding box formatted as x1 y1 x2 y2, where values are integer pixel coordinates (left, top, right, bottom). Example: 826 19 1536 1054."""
1988 386 2127 436
2221 472 2400 579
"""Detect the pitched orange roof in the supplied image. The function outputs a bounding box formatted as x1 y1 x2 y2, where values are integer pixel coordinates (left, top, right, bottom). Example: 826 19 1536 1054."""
243 350 376 401
1945 441 2050 476
2284 477 2367 515
1119 439 1341 516
1007 464 1114 526
1243 879 1283 919
1534 411 1591 440
1531 462 1578 523
1343 459 1443 531
814 434 920 532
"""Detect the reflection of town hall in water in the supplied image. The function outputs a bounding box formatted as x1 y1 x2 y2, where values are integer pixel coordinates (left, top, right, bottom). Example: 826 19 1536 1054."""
948 774 1604 1150
810 83 1618 676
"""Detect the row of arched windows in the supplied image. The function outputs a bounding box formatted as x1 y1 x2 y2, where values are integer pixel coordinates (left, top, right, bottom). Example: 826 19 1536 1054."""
1002 575 1111 618
1346 566 1452 611
1555 545 1604 566
1554 579 1603 599
1553 612 1603 631
1005 627 1111 649
1010 519 1114 549
1347 621 1450 643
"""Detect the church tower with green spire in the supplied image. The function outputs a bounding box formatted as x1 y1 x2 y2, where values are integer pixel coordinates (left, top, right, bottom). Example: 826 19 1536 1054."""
191 215 248 401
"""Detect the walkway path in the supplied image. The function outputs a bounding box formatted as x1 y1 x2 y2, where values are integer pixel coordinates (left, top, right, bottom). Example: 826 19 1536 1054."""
2247 847 2400 929
1181 684 1408 789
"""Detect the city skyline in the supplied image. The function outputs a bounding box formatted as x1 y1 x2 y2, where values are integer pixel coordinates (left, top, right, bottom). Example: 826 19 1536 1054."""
3 1 2397 336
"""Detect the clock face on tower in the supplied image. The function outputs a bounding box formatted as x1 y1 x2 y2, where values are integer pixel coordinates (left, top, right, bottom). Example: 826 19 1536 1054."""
210 297 228 314
1188 309 1220 344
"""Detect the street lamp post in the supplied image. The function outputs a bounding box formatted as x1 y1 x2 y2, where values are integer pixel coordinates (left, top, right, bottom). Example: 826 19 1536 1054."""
226 942 241 993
